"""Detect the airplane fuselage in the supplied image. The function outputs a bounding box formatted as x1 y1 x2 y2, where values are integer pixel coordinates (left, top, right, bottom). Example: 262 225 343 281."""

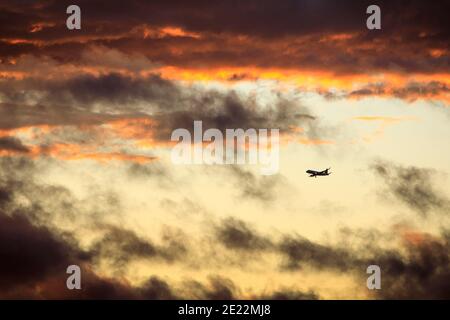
306 169 331 177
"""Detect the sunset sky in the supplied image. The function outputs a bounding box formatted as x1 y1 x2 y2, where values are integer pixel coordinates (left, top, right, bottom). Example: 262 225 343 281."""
0 0 449 299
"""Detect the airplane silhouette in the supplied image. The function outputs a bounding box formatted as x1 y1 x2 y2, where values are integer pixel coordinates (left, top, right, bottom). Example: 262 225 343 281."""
306 168 331 177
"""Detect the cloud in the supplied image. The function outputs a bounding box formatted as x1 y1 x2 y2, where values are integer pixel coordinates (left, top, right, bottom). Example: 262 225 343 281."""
138 88 317 143
0 74 179 131
391 81 450 102
373 230 450 299
0 157 315 299
1 155 449 299
0 73 322 149
185 276 238 300
138 276 178 300
212 216 450 299
126 162 174 188
372 161 450 216
0 199 230 299
0 1 447 300
0 136 29 153
215 217 272 251
89 224 188 269
0 157 180 299
0 1 448 76
0 200 180 299
349 81 449 103
278 234 356 271
213 216 357 271
0 210 87 291
227 166 285 203
0 101 120 130
88 226 158 267
255 289 320 300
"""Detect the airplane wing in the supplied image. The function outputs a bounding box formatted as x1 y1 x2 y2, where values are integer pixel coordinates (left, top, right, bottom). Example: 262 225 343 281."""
306 169 331 177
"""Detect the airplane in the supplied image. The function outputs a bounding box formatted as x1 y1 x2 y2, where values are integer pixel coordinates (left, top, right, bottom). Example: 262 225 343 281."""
306 168 331 177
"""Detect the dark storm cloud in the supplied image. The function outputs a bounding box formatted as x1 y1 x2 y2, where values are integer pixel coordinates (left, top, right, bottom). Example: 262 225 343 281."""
0 156 185 298
347 81 450 101
0 0 447 40
0 73 181 136
126 163 177 190
53 73 178 107
0 158 448 299
138 276 178 300
151 91 317 142
186 275 322 300
0 0 448 74
0 210 87 291
372 232 450 299
0 196 181 299
1 0 361 41
0 136 29 153
349 84 386 98
0 155 36 179
0 73 179 117
89 224 187 268
0 189 228 299
391 82 450 101
226 166 284 203
307 226 450 300
0 219 178 299
186 276 238 300
213 216 450 299
1 154 449 299
0 157 187 268
278 234 356 271
0 102 119 130
372 161 450 216
215 217 272 251
0 157 270 300
0 73 320 142
127 163 168 179
89 226 158 266
213 217 357 270
255 289 319 300
0 157 123 225
276 228 450 299
0 187 10 206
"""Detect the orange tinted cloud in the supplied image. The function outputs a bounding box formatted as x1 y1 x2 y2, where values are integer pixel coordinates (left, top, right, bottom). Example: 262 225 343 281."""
1 43 448 104
352 116 406 123
106 118 156 140
352 116 416 143
0 139 157 164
